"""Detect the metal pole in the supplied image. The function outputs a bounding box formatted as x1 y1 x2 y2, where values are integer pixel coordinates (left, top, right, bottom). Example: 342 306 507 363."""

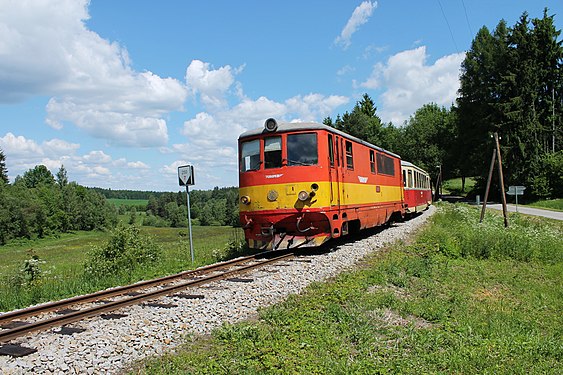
480 149 496 223
553 87 556 153
185 185 194 263
515 192 519 213
494 132 509 228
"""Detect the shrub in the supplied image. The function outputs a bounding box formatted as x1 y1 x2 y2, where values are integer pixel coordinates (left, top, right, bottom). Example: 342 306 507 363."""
83 225 161 279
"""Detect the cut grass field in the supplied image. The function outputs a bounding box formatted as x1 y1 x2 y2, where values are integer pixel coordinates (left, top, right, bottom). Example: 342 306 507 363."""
134 203 562 374
441 177 476 196
0 225 243 311
525 198 563 212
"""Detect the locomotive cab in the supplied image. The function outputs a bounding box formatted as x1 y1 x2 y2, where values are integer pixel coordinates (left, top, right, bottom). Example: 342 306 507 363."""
239 120 332 250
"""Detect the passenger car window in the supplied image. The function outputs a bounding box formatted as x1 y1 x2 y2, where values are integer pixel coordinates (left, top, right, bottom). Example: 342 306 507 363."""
264 136 282 169
287 133 318 166
240 139 261 172
345 141 353 169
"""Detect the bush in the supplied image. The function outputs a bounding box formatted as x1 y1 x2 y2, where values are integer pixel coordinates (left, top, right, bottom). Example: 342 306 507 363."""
142 214 170 227
83 225 161 279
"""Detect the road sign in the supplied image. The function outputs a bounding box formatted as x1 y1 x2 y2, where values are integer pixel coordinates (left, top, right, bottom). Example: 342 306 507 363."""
507 185 525 213
507 185 525 195
178 165 195 186
178 164 195 263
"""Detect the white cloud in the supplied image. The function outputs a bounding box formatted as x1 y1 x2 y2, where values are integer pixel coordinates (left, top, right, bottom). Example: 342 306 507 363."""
335 1 377 50
0 0 188 147
361 46 465 125
0 133 45 158
83 150 112 164
185 60 239 109
0 132 152 185
127 161 150 169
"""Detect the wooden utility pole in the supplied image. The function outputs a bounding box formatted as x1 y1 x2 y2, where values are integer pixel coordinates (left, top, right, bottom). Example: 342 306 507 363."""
480 132 509 227
479 149 496 223
494 133 509 227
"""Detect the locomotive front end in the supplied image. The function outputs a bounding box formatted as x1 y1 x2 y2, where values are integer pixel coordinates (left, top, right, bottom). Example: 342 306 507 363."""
238 119 332 250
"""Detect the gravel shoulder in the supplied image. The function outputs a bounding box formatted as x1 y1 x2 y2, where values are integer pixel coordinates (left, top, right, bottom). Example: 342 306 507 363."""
1 206 436 374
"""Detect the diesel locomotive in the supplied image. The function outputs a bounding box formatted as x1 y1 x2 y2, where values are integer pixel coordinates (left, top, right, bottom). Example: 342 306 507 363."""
238 118 431 250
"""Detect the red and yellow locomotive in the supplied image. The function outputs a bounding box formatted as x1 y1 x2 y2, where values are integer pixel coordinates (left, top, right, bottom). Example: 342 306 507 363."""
238 118 429 250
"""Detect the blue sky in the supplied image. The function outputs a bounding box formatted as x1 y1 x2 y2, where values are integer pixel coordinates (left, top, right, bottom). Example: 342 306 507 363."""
1 0 561 191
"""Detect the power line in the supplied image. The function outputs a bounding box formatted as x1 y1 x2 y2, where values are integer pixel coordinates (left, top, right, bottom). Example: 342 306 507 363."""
460 0 474 38
437 0 459 53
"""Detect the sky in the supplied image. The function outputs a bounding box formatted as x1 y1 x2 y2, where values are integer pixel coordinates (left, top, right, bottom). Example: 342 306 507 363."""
1 0 562 191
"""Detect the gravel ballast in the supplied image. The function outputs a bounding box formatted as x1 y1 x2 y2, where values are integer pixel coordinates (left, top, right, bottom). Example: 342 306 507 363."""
0 206 435 374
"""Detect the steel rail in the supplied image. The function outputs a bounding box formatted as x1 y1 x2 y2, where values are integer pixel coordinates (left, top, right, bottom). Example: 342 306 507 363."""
0 252 279 325
0 253 294 343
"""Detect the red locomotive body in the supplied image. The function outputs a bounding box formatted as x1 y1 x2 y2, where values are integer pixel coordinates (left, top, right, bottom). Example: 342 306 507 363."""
238 119 405 250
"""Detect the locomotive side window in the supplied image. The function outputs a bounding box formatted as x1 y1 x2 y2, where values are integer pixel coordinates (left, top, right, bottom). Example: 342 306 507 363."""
345 141 353 169
287 133 318 166
369 150 376 174
408 170 413 187
403 170 407 187
241 139 261 172
264 136 282 169
328 134 334 167
377 153 395 176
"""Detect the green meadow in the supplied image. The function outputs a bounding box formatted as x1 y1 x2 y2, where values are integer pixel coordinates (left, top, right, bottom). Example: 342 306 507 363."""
0 225 243 311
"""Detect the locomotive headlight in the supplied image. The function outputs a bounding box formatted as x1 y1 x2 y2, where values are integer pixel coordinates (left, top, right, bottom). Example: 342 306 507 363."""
297 190 310 201
240 195 251 205
264 118 278 132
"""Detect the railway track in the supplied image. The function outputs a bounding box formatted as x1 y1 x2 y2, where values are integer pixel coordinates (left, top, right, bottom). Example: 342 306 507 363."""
0 251 294 347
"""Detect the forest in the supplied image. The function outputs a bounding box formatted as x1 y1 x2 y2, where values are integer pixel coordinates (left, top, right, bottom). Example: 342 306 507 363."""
0 10 561 244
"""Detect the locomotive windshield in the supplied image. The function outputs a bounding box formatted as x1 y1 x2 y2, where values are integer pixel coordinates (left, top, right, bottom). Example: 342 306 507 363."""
240 139 261 172
287 133 318 166
240 133 318 172
264 136 282 169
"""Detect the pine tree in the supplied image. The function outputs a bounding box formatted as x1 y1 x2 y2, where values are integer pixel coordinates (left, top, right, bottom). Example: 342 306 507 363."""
0 148 8 184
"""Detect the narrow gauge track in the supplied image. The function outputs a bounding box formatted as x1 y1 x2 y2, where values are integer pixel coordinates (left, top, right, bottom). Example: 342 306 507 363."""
0 252 294 345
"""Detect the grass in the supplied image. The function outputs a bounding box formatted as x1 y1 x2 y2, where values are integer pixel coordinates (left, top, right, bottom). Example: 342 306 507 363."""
0 225 243 311
524 198 563 212
108 198 149 207
441 177 476 196
133 203 562 374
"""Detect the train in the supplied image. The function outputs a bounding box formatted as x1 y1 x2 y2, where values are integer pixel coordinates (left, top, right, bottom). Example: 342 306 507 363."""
238 118 432 250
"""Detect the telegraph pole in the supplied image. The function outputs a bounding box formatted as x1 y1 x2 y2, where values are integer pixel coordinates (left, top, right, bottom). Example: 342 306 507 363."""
494 133 509 227
480 133 508 227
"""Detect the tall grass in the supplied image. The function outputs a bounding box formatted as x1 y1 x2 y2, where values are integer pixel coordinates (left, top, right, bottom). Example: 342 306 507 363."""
417 203 562 263
0 226 244 311
525 198 563 212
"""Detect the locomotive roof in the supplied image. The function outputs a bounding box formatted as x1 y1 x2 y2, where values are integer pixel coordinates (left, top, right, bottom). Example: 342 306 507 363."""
401 160 429 175
239 121 400 158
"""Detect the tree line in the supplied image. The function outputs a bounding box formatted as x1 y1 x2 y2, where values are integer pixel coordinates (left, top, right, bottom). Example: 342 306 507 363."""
0 163 117 245
326 10 562 199
141 186 239 227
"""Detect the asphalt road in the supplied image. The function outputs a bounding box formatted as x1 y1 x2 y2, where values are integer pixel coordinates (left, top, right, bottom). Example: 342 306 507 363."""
486 203 563 221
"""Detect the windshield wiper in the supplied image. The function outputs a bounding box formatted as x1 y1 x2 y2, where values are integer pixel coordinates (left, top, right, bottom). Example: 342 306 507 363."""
285 159 315 166
248 160 263 171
